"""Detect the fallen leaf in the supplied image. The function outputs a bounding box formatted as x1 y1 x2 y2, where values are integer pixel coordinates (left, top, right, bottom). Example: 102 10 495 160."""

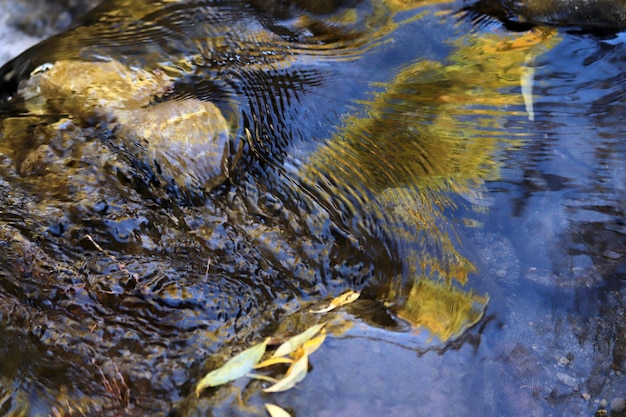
247 373 280 384
301 330 326 356
311 290 361 313
255 356 294 369
272 323 324 358
195 338 268 395
265 403 292 417
264 350 308 392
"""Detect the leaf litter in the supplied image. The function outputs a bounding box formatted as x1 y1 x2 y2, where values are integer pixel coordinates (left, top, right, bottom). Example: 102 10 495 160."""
194 289 362 414
264 348 309 393
195 338 269 396
272 323 325 358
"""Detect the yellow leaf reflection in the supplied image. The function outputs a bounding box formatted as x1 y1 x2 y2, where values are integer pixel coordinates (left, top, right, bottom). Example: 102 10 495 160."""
303 28 559 342
393 279 488 342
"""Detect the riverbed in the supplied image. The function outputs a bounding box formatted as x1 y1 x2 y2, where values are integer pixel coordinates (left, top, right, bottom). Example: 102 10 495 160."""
0 1 624 416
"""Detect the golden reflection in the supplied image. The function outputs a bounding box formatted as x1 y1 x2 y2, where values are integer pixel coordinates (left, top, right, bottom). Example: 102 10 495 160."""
383 0 455 12
303 28 559 340
395 279 488 341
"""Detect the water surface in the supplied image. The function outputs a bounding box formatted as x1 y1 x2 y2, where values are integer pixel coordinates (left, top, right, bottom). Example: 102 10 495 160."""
0 1 624 416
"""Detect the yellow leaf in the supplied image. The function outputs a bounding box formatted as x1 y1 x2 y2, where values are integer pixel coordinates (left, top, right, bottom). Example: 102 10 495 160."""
255 356 294 369
272 323 324 358
264 351 308 393
301 331 326 356
195 338 268 395
247 373 279 384
265 403 292 417
311 290 361 313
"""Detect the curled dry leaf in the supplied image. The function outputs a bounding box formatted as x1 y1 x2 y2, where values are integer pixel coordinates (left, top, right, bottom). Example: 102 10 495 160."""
311 290 361 314
272 323 324 358
264 350 309 393
195 338 268 396
265 403 292 417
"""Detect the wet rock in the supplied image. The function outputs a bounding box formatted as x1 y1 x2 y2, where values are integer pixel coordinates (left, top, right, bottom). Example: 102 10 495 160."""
19 60 234 193
19 144 57 176
117 99 232 192
462 0 626 30
27 60 173 116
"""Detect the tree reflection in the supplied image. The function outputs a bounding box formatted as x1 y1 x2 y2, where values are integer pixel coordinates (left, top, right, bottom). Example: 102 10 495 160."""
302 28 559 341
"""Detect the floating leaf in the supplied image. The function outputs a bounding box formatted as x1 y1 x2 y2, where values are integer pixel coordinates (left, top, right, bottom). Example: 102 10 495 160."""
272 324 324 358
302 331 326 356
247 373 280 384
311 290 361 313
265 403 292 417
255 356 294 369
264 350 309 392
195 338 268 395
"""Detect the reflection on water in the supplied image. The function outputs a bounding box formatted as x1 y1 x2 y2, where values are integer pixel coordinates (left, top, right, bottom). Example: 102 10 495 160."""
0 0 625 416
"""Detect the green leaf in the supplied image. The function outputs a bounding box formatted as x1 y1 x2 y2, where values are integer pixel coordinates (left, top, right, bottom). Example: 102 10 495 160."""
265 403 292 417
195 338 268 395
272 324 324 358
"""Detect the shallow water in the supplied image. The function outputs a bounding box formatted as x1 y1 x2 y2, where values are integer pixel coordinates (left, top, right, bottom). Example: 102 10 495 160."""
0 1 624 416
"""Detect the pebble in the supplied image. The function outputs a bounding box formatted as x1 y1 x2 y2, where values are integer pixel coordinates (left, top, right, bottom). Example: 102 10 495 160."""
557 356 571 367
611 397 626 413
556 372 577 388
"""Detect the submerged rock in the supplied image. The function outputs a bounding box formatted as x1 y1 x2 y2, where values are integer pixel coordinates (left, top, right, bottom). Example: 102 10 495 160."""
118 99 232 191
25 60 172 115
20 59 234 193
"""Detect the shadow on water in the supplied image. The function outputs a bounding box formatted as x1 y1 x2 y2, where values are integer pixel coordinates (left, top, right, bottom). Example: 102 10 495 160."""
0 0 625 416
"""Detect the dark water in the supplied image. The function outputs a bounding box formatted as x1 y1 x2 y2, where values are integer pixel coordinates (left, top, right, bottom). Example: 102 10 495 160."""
0 1 624 416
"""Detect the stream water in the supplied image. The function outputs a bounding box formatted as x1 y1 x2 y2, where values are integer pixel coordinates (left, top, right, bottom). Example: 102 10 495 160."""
0 1 624 416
